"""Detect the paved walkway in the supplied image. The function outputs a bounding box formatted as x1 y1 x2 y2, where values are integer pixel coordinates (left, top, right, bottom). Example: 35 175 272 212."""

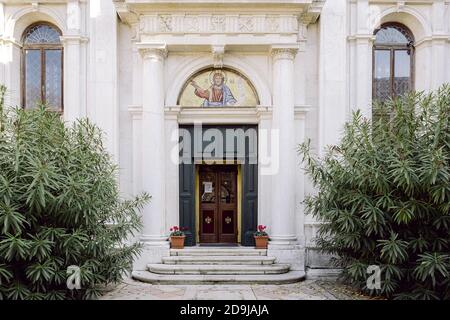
100 278 369 300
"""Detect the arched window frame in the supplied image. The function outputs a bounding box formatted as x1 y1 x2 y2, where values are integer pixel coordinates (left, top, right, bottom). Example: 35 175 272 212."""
372 22 415 102
21 22 63 112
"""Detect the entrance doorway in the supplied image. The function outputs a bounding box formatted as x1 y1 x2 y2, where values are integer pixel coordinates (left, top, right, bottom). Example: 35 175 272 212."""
179 124 258 246
199 165 238 244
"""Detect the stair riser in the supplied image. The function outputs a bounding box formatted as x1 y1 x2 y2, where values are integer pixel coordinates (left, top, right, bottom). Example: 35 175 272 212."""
163 260 275 265
170 250 267 256
132 271 306 285
148 270 289 275
148 265 290 275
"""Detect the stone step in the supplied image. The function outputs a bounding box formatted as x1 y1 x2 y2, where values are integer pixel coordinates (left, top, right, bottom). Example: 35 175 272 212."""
170 248 267 256
148 263 290 275
162 255 276 265
132 270 306 285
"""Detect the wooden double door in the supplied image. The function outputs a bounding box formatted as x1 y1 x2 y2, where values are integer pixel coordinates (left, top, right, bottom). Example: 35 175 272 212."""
199 165 238 244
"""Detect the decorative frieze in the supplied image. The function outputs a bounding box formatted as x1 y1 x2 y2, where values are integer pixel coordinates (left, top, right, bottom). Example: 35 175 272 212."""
158 15 173 32
138 14 299 35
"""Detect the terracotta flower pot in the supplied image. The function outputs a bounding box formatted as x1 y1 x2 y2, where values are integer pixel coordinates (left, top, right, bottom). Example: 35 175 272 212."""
254 235 269 249
170 235 185 249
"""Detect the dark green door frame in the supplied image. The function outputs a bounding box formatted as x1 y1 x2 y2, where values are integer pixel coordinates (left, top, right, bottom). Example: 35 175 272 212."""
178 125 258 246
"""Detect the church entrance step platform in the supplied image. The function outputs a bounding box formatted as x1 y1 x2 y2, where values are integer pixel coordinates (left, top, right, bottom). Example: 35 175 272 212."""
170 248 267 256
132 247 305 285
147 263 290 275
162 255 275 265
131 271 306 285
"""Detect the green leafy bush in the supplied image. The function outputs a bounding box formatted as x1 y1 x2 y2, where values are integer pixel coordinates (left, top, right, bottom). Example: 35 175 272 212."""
299 85 450 300
0 86 149 299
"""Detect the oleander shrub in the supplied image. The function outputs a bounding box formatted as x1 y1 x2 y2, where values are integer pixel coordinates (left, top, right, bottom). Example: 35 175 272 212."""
299 85 450 300
0 86 149 299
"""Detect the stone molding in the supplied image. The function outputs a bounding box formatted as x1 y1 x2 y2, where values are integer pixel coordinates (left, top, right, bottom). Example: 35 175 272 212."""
129 105 312 123
128 105 279 124
59 35 89 44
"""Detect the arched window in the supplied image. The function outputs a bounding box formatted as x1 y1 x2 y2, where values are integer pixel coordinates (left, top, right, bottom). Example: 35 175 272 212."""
22 23 63 111
373 23 414 102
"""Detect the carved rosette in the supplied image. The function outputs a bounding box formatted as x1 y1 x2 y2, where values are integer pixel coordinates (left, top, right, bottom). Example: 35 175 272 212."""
271 48 298 61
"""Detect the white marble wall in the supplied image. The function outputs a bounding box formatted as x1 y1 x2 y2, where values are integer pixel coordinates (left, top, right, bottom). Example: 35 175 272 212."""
305 0 450 272
0 0 449 275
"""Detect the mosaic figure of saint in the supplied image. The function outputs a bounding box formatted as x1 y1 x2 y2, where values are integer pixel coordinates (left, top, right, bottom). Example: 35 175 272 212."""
190 71 237 107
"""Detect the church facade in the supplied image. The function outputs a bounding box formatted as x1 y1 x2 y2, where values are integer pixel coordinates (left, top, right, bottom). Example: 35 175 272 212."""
1 0 449 278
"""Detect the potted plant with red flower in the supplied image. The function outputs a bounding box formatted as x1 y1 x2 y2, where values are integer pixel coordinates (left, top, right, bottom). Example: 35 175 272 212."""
254 225 269 249
169 226 186 249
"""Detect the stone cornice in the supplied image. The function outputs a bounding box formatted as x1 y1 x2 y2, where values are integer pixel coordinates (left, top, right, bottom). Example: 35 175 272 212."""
60 34 89 44
415 35 450 46
347 34 377 42
114 0 139 25
174 107 264 124
294 105 311 120
128 105 143 120
114 1 325 36
115 0 320 12
129 105 312 123
300 0 325 25
159 106 275 124
0 37 22 48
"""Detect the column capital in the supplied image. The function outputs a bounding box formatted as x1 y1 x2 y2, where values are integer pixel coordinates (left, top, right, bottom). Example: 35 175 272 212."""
270 45 299 61
137 43 168 61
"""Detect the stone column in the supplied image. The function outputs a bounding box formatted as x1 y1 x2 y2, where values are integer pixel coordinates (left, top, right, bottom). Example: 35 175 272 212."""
257 106 273 230
354 36 373 118
138 44 168 245
129 106 142 196
430 0 448 89
294 107 308 248
430 38 447 90
0 39 21 107
165 107 180 231
353 0 373 119
133 44 169 269
268 46 304 271
62 0 83 122
62 36 82 121
269 46 298 245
